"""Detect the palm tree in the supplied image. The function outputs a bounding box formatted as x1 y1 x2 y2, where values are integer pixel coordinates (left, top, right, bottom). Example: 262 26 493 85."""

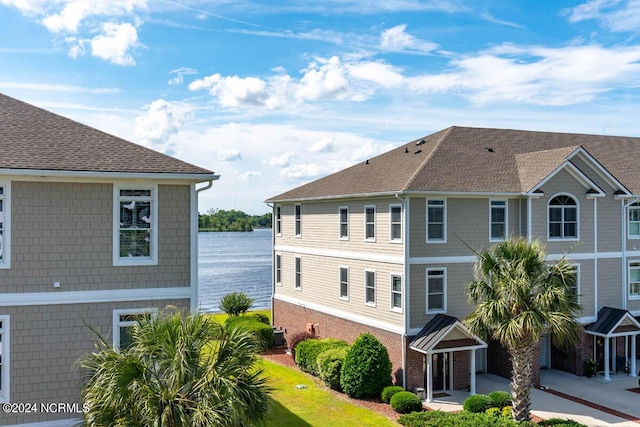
80 310 271 427
465 237 582 422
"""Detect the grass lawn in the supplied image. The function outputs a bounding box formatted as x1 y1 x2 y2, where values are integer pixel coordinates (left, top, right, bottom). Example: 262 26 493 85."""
261 359 397 427
206 309 271 324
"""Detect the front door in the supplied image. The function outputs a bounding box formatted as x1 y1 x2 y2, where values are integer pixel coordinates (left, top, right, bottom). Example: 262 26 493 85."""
430 353 450 391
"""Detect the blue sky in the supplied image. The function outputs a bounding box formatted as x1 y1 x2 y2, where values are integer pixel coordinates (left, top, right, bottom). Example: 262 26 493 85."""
2 1 640 214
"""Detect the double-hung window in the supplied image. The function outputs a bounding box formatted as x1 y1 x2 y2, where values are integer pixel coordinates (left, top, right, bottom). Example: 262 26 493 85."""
114 185 157 266
490 200 507 241
364 206 376 241
390 205 402 242
275 254 282 286
0 184 10 268
365 270 376 306
426 269 446 313
0 315 9 403
391 274 402 311
629 203 640 238
339 207 349 240
427 200 446 242
630 262 640 298
275 206 282 236
295 256 302 290
294 204 301 237
567 265 579 303
339 267 349 300
113 309 155 352
548 195 578 240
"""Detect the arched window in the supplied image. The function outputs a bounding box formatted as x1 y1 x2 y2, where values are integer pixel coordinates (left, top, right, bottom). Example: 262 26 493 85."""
548 195 577 239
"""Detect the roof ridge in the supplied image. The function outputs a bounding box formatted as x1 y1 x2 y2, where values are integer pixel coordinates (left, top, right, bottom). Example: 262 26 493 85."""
402 126 455 191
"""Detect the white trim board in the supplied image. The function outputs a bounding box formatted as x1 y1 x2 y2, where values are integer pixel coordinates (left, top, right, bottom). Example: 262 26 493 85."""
0 287 191 307
274 244 404 264
274 293 404 335
409 251 625 265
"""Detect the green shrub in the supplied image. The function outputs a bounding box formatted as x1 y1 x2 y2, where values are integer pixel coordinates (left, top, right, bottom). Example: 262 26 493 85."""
390 391 422 414
317 347 348 390
501 406 512 418
488 390 512 408
381 385 405 404
295 338 348 376
287 331 315 359
539 419 587 427
224 316 273 349
218 292 254 316
485 407 501 417
398 410 526 427
250 312 270 325
462 394 493 413
340 333 392 398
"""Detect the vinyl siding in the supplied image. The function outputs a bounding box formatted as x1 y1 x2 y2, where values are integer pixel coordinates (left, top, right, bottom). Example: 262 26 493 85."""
598 258 623 310
0 181 191 293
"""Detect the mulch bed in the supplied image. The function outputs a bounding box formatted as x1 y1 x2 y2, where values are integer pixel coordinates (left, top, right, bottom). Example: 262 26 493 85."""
541 387 640 424
628 387 640 394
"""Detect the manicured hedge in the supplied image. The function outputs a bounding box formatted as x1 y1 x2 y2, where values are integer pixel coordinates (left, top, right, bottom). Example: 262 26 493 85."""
398 411 538 427
538 419 587 427
390 391 422 414
463 394 493 413
287 331 315 359
340 333 392 398
317 347 348 390
224 316 273 349
489 391 512 408
295 338 348 376
381 385 405 404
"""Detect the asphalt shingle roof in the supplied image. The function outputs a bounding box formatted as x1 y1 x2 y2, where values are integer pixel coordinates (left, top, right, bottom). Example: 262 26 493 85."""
267 126 640 202
0 92 215 176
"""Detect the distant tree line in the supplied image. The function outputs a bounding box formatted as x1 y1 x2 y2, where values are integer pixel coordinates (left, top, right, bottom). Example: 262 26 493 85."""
198 208 272 232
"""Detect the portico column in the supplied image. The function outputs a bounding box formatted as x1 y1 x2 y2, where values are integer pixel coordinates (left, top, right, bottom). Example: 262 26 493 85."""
426 353 433 402
604 337 611 381
470 349 476 396
632 334 637 377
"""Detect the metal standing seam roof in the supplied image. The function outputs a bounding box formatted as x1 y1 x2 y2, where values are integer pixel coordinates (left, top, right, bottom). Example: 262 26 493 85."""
585 307 640 336
0 92 216 177
267 126 640 202
409 314 485 353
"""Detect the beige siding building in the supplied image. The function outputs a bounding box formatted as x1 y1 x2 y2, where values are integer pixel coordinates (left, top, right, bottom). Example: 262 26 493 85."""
267 126 640 401
0 93 218 427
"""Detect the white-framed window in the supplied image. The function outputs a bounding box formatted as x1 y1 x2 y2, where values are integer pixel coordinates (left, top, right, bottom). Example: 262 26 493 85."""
339 206 349 240
390 204 402 243
548 194 578 240
490 200 507 242
294 204 301 237
275 205 282 236
365 270 376 306
629 203 640 238
568 264 580 303
295 256 301 290
364 205 376 241
426 268 446 313
339 266 349 300
0 315 10 403
629 261 640 299
113 308 156 352
391 274 402 312
275 254 282 286
113 184 158 266
0 183 10 269
427 199 446 242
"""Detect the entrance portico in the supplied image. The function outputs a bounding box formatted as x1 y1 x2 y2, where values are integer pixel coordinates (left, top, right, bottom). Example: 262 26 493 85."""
409 314 487 402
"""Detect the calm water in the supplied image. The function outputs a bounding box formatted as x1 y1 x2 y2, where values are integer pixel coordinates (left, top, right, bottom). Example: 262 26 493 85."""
198 229 272 313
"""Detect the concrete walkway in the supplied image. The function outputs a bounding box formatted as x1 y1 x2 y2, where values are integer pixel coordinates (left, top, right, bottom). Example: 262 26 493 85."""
423 370 640 427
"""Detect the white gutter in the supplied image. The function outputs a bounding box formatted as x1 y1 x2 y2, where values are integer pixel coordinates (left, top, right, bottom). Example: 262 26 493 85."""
527 196 532 242
594 198 598 317
396 192 409 389
0 167 220 181
191 178 219 312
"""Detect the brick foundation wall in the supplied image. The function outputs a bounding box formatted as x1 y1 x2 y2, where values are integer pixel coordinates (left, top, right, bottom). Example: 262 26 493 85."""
453 350 470 390
273 298 405 384
405 340 424 391
487 339 540 388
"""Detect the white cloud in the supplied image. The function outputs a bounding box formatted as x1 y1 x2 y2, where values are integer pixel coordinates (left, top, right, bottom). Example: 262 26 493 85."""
346 61 405 88
296 56 350 101
168 67 198 85
562 0 640 32
189 74 268 107
268 151 293 167
309 138 338 153
239 171 262 180
90 22 140 66
134 99 183 145
36 0 146 34
218 149 243 162
379 24 438 54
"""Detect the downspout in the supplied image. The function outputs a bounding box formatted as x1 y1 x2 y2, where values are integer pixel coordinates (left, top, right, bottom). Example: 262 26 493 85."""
622 197 639 310
527 196 532 242
594 198 598 317
396 192 409 388
266 202 275 326
191 178 218 312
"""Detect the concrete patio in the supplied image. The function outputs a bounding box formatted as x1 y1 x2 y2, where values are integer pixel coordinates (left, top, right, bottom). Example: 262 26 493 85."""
423 370 640 427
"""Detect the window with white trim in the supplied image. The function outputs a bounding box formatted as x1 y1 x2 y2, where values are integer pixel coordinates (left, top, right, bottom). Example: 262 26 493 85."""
427 200 446 242
567 265 579 303
548 195 577 240
113 185 158 266
390 205 402 242
275 206 282 236
630 262 640 298
365 205 376 241
339 207 349 240
275 254 282 286
629 203 640 238
490 200 507 241
426 269 446 313
0 315 9 403
365 270 376 306
295 256 301 290
391 274 402 311
0 184 10 268
113 309 155 352
294 204 301 237
340 266 349 300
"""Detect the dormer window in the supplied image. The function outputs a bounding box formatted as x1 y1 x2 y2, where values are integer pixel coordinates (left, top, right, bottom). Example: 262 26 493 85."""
548 195 578 240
